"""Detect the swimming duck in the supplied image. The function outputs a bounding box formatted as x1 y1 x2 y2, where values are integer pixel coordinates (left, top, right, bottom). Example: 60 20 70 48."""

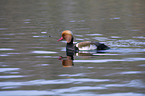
57 30 110 51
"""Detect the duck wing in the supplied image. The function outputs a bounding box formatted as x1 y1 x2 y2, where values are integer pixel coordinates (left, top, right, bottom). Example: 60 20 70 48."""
75 41 97 50
75 41 110 50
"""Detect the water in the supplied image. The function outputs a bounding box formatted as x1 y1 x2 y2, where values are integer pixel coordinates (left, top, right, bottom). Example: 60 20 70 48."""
0 0 145 96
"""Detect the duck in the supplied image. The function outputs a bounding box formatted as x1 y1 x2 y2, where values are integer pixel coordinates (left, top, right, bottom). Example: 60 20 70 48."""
57 30 110 52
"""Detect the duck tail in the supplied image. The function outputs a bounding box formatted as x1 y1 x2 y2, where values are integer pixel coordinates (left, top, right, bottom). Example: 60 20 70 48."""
97 44 110 50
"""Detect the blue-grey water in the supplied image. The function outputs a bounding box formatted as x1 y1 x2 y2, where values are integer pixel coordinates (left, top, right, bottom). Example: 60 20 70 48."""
0 0 145 96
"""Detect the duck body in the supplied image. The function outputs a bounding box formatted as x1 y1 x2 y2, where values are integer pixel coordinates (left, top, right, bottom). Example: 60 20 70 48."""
58 30 110 52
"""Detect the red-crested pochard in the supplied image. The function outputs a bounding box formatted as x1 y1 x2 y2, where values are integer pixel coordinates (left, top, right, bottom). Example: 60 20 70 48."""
57 30 110 51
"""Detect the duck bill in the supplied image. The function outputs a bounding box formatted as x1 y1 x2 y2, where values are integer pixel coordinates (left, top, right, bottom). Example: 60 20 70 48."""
57 37 63 41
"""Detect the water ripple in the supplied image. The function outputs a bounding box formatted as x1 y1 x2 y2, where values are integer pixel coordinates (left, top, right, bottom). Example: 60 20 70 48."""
0 48 14 51
133 36 145 39
86 34 103 36
93 37 108 41
52 86 106 93
0 91 144 96
108 39 145 47
74 58 145 63
32 51 57 54
0 75 27 79
105 79 145 88
0 90 55 96
120 71 145 74
0 28 8 30
0 68 20 72
0 78 110 87
107 48 145 53
59 73 85 77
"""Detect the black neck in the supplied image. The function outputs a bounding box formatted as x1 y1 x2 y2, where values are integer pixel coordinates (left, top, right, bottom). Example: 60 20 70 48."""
66 37 74 53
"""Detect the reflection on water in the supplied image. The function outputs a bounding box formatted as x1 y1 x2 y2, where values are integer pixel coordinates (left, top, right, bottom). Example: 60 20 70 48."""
0 0 145 96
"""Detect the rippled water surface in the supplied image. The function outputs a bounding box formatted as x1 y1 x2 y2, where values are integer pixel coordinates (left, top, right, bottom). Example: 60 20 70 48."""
0 0 145 96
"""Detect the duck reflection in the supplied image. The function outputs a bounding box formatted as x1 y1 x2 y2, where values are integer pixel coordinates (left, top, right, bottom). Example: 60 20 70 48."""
58 47 108 67
75 50 107 56
58 46 75 67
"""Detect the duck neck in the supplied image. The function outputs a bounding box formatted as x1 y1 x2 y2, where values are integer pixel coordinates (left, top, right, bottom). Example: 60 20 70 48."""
66 37 75 52
67 37 73 44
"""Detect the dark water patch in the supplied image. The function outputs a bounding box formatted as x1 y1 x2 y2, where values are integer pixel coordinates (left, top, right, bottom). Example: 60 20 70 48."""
0 38 10 39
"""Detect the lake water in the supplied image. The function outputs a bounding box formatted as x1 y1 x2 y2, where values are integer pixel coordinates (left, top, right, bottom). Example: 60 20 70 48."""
0 0 145 96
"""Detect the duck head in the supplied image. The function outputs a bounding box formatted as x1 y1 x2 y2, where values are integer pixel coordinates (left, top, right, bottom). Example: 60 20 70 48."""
57 30 73 44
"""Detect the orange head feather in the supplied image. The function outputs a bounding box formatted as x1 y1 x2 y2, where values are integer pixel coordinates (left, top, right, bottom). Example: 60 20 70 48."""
58 30 73 43
62 30 73 37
